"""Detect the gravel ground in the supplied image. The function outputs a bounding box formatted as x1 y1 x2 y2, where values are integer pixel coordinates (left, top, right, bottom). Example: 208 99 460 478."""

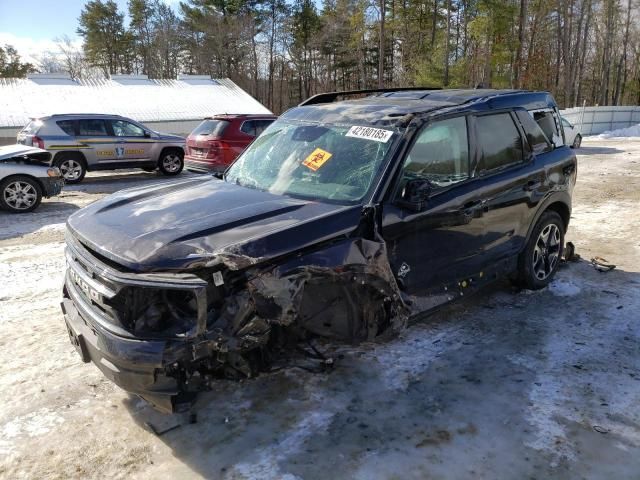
0 142 639 480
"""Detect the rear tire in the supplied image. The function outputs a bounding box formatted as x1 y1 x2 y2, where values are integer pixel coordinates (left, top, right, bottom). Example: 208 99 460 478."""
0 176 43 213
158 149 184 176
516 211 565 290
572 134 582 148
55 154 86 183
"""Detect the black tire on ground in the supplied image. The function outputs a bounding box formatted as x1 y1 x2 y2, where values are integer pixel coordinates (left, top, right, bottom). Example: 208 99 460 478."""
54 153 87 183
572 134 582 148
0 175 43 213
516 210 565 290
158 149 184 176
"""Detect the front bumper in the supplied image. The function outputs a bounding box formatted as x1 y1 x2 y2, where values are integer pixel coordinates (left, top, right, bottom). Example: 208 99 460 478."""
40 177 64 197
62 283 182 412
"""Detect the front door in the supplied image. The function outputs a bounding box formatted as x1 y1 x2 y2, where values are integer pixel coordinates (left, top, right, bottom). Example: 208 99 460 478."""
382 115 488 297
109 119 153 163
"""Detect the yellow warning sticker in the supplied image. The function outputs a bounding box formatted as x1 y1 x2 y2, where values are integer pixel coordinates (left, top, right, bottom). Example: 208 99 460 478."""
302 148 333 171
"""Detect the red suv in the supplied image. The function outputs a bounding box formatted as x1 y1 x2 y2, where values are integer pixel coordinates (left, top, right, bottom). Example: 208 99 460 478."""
185 114 276 173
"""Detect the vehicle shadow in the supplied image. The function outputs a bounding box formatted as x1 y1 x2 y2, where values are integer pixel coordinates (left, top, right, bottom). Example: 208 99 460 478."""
120 259 640 478
0 200 79 241
575 145 624 155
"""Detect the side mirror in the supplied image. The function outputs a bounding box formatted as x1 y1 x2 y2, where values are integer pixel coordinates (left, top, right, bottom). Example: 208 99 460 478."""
396 178 432 212
212 172 224 180
144 131 151 138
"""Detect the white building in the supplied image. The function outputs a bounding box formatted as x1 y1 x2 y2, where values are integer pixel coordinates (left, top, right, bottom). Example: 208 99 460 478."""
0 74 272 145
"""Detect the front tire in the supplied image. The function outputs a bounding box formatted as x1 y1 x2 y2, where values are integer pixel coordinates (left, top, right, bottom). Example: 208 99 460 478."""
158 149 184 176
55 154 86 183
517 211 565 289
0 176 43 213
572 134 582 148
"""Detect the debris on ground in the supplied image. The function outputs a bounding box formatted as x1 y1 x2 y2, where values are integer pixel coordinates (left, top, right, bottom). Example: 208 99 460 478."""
590 256 616 272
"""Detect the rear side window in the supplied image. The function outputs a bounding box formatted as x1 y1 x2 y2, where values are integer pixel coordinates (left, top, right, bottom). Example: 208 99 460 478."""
476 113 524 174
402 116 470 188
78 119 108 136
191 119 229 137
240 120 257 136
532 110 562 147
515 111 552 154
56 120 76 136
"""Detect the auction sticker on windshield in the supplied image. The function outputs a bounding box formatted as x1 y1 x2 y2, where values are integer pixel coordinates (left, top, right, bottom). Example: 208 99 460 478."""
302 148 333 171
346 126 393 143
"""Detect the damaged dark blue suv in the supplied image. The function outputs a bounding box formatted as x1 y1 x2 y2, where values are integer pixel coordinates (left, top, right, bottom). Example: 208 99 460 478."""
61 88 577 412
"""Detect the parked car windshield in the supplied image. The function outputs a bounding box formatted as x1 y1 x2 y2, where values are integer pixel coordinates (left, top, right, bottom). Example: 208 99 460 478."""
225 120 398 203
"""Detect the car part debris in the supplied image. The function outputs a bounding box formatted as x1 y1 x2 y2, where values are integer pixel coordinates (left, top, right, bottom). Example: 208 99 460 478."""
593 425 609 434
591 256 616 272
562 241 580 262
144 421 181 436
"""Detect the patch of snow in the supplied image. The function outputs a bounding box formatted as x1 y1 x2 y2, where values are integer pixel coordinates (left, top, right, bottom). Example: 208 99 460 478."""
594 123 640 139
548 278 582 297
1 408 65 440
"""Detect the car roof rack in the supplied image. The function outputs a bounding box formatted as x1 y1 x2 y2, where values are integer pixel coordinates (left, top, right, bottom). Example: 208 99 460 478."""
299 87 442 106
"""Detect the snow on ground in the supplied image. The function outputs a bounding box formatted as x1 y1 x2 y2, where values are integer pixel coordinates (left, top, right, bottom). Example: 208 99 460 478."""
1 144 640 479
588 123 640 139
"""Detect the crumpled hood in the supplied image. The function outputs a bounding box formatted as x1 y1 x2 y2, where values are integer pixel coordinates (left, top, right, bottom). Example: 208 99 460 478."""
67 177 362 272
0 144 51 164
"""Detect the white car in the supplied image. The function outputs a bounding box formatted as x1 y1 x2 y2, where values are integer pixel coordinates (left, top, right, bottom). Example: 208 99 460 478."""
0 144 64 213
561 117 582 148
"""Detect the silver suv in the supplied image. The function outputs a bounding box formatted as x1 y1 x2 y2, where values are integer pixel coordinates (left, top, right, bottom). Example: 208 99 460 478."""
16 114 185 183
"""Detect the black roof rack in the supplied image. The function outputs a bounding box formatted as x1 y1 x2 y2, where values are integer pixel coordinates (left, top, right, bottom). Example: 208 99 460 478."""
299 87 441 106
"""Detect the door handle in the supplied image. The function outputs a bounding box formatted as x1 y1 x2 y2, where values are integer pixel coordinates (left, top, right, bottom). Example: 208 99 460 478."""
461 199 486 217
524 180 542 191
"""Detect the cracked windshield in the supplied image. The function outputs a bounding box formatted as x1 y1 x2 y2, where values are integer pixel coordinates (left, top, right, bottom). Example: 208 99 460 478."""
225 121 398 203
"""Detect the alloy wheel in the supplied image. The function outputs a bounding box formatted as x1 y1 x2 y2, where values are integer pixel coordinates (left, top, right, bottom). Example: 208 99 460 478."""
60 159 83 181
532 223 561 280
162 154 182 173
3 180 38 210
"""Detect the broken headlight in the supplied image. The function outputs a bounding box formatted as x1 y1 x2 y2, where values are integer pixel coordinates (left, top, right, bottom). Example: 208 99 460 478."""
109 287 199 338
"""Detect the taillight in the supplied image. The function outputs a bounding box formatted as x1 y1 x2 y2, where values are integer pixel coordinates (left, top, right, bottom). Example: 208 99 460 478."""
32 136 45 149
207 140 229 158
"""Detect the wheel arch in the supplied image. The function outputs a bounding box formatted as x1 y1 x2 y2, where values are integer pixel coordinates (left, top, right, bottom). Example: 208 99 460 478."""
524 194 571 247
0 173 45 192
158 146 184 162
53 150 88 168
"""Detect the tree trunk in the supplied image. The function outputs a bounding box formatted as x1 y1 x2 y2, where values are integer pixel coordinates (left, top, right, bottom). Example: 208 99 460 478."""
378 0 386 89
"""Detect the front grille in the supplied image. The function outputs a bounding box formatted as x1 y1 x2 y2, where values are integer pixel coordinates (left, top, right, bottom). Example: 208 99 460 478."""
64 232 208 339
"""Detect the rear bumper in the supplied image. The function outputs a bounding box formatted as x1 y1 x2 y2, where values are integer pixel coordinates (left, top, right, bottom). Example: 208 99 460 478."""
40 177 64 197
61 276 183 413
184 156 227 174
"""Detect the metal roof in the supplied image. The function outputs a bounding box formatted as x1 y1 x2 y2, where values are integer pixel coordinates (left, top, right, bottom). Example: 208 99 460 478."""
0 76 272 128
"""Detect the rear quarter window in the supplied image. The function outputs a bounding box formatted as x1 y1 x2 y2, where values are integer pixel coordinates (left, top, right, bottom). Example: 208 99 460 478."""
191 119 229 137
21 120 41 134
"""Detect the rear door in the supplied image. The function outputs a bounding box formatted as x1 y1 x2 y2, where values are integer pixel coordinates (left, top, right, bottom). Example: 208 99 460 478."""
77 118 114 164
468 111 551 265
109 119 153 162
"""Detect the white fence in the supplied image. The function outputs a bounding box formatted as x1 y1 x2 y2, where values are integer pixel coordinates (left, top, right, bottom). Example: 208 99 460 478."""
560 105 640 135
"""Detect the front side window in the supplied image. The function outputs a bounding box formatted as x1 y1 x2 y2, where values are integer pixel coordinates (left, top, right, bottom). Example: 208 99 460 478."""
78 119 108 136
476 113 524 174
226 120 398 203
400 116 470 189
111 120 145 137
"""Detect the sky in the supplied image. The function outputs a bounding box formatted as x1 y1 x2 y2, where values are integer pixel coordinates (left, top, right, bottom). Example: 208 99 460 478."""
0 0 179 63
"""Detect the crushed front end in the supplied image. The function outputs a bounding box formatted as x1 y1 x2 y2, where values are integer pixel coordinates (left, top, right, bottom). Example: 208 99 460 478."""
61 226 408 413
